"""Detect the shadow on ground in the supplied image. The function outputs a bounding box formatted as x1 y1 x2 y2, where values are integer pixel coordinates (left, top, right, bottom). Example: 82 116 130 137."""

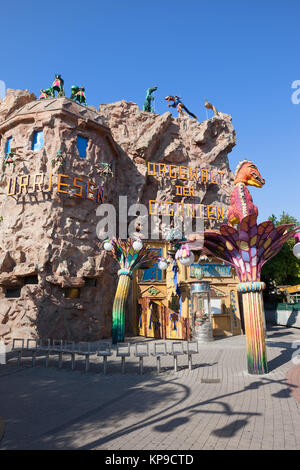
1 325 299 450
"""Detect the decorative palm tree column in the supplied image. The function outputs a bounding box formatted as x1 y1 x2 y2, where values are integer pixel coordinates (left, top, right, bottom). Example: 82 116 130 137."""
238 281 268 374
111 268 133 344
103 238 160 344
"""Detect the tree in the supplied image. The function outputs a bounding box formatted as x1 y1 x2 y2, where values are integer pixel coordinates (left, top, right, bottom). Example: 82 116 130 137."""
261 212 300 294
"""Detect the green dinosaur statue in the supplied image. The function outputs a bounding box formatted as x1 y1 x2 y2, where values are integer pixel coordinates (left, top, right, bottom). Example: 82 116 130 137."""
143 86 158 112
52 74 65 97
70 85 87 106
39 88 53 99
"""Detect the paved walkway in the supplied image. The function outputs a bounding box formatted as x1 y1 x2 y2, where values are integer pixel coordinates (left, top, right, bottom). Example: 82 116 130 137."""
1 325 300 450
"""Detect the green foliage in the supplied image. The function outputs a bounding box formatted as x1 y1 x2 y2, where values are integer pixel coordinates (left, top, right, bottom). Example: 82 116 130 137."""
261 212 300 290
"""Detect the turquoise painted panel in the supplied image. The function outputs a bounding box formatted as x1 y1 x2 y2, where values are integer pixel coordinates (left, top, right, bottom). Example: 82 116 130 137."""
190 263 232 278
141 248 162 282
32 131 44 152
77 136 88 158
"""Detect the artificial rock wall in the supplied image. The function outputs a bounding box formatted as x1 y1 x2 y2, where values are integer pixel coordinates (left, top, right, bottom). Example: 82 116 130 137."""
0 90 236 343
100 100 236 231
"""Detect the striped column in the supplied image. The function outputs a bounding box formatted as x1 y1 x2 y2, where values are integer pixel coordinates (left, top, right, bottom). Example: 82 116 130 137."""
238 282 268 375
112 269 133 344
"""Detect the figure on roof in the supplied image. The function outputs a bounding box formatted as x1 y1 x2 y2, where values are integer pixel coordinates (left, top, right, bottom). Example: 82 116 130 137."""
143 86 158 112
39 88 53 100
227 160 265 226
204 98 219 116
51 74 65 97
70 86 87 106
165 95 197 119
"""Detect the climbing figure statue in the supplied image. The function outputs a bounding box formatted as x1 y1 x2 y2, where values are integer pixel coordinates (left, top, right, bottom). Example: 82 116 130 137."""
204 98 219 116
39 88 53 100
228 160 265 227
165 95 197 119
52 74 65 97
70 86 87 106
143 86 158 112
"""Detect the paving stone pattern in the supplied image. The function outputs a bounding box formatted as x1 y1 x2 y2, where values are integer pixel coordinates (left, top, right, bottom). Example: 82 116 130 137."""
1 326 300 450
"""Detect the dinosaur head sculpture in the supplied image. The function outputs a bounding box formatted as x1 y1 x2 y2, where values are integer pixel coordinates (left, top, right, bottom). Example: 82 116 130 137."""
234 160 265 188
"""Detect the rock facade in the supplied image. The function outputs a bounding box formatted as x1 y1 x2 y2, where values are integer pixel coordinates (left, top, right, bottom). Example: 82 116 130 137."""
99 100 235 232
0 91 236 343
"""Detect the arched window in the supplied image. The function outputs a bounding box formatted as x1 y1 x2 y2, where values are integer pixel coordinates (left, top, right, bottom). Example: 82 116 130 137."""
77 136 88 158
5 137 12 155
32 131 44 152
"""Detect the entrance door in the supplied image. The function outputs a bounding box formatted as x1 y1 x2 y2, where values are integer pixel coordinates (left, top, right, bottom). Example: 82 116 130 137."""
165 307 188 340
137 298 165 339
137 298 188 340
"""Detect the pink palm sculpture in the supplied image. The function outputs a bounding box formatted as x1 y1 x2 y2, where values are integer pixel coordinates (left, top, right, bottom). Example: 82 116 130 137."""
189 160 300 374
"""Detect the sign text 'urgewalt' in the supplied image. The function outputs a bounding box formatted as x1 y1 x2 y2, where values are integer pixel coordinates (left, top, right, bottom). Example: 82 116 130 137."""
147 162 225 221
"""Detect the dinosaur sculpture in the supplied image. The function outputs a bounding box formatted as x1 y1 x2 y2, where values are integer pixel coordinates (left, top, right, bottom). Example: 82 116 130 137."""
165 95 197 119
204 98 219 116
187 158 299 375
143 86 158 112
70 86 87 105
39 88 53 100
228 160 265 226
52 74 65 97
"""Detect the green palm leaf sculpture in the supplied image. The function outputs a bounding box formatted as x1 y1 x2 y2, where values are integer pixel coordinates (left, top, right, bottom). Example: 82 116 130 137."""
104 238 160 344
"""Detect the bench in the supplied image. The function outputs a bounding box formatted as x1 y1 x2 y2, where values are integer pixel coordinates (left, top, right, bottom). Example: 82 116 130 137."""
38 339 60 368
97 343 112 375
62 341 76 370
26 339 40 367
116 343 131 374
151 342 167 373
12 338 24 366
75 342 98 373
134 343 149 375
168 342 185 372
184 341 199 371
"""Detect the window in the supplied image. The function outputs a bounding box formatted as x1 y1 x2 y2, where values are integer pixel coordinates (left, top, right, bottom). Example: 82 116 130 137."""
5 137 12 155
32 131 44 152
5 288 21 298
141 248 163 282
64 287 80 299
83 277 97 287
24 275 38 285
77 136 88 158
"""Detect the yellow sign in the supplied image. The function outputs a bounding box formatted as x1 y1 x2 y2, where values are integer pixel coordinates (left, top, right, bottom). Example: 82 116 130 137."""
6 172 105 203
147 162 226 220
149 200 224 221
147 162 224 185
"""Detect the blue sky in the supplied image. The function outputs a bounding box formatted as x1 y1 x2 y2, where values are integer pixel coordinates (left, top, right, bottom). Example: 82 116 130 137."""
0 0 299 222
